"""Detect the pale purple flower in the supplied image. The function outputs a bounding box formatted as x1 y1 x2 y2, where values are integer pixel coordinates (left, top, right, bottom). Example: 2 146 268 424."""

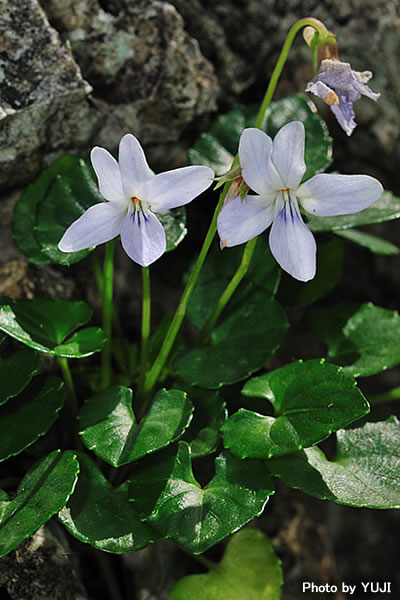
217 122 383 282
305 59 380 136
58 134 214 266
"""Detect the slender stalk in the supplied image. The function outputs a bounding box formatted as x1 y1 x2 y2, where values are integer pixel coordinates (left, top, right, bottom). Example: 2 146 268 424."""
254 17 329 129
137 266 151 399
369 386 400 405
58 357 78 413
198 237 258 344
196 18 327 337
100 240 115 389
92 252 131 375
143 187 230 397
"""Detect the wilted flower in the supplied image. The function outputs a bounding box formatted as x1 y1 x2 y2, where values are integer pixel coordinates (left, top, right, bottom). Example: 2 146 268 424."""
305 58 380 136
58 134 214 266
217 122 383 282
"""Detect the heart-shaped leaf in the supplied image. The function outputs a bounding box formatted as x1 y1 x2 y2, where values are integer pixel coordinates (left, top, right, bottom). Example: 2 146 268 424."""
307 190 400 231
0 298 106 358
58 453 157 553
79 387 193 467
267 417 400 508
0 450 79 558
308 303 400 376
128 441 275 554
0 348 41 406
222 360 369 459
175 292 288 389
170 528 282 600
0 375 64 462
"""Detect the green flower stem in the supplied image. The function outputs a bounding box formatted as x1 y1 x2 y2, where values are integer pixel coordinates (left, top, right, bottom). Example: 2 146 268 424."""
143 184 232 397
100 240 115 390
197 237 258 344
195 18 326 337
254 17 329 129
369 386 400 405
92 252 130 375
137 266 151 398
58 356 78 413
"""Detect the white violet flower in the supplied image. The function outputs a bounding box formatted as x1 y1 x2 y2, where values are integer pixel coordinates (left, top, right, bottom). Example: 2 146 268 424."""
58 134 214 266
217 121 383 282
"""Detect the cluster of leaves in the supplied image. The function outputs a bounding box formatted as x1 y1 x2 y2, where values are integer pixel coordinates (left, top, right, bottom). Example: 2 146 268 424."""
1 95 400 599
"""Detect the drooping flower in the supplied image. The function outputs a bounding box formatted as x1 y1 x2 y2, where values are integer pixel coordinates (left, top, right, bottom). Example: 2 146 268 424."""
58 134 214 266
305 58 380 136
217 121 383 282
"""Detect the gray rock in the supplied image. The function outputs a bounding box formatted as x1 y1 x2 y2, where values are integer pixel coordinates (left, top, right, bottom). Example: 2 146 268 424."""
0 0 96 189
41 0 219 149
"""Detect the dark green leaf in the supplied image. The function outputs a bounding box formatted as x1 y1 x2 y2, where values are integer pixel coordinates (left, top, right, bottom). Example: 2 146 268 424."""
12 155 79 264
223 360 369 459
58 453 157 553
188 95 332 180
170 528 282 600
157 207 187 252
79 387 193 467
35 160 103 265
308 302 400 377
0 450 79 558
0 375 64 462
0 348 41 406
267 417 400 508
278 238 344 307
179 385 227 457
53 327 107 358
335 228 400 255
175 291 288 389
0 298 105 358
128 441 274 554
307 190 400 232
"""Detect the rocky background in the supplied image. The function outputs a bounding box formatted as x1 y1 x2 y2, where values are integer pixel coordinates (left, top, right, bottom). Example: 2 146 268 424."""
1 1 400 599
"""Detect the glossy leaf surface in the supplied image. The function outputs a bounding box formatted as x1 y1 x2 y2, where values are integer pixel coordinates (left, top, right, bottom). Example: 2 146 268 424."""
223 360 369 459
0 375 64 462
128 442 274 554
59 453 157 553
309 303 400 376
79 387 193 466
0 298 105 358
0 348 41 406
0 450 79 558
175 291 288 389
267 417 400 508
